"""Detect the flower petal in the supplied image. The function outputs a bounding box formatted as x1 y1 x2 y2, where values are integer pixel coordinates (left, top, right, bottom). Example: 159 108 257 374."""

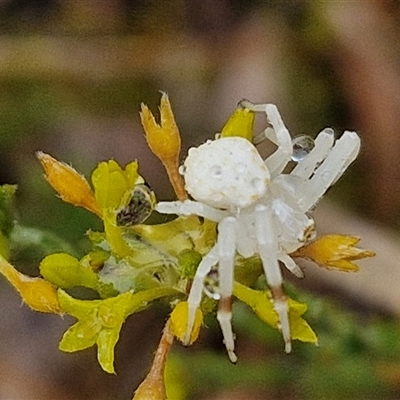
170 301 203 345
292 234 375 272
91 160 141 211
220 105 255 141
233 282 317 344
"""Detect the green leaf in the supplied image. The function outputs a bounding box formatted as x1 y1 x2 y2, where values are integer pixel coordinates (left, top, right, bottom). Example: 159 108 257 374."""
10 224 77 261
234 255 263 287
234 282 317 344
0 184 17 259
177 249 202 278
0 184 17 237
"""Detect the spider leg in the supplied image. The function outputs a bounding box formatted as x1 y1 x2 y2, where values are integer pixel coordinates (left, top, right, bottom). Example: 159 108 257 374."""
278 252 304 278
299 131 360 211
291 127 335 180
264 104 293 177
156 200 227 222
184 245 220 345
215 216 238 363
184 217 238 363
254 204 292 353
239 102 292 177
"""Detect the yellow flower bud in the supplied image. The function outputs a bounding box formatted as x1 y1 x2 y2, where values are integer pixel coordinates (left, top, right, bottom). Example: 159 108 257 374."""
170 301 203 345
0 255 63 314
140 92 181 161
140 93 187 201
292 234 375 272
220 105 255 141
37 152 102 218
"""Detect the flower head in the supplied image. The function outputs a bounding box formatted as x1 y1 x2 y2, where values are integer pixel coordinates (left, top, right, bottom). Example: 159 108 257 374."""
0 92 376 400
292 234 375 272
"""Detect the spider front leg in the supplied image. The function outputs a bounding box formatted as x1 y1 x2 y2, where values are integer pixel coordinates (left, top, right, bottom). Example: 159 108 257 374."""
185 217 238 362
254 204 291 353
240 101 292 176
184 245 219 345
156 200 227 222
300 131 360 211
215 216 237 363
264 104 293 177
291 127 335 180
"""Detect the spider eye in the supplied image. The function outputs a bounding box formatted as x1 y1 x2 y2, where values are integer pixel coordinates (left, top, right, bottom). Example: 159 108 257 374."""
116 184 155 226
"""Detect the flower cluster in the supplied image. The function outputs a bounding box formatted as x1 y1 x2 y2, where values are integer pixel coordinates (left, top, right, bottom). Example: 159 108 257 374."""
0 93 374 399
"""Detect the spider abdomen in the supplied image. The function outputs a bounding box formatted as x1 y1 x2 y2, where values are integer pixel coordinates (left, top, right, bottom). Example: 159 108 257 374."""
183 137 270 209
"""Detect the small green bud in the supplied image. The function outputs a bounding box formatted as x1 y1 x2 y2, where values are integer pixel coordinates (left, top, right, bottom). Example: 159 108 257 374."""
40 253 99 289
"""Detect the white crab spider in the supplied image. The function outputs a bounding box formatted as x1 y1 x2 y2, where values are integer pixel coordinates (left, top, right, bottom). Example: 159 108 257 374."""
156 103 361 362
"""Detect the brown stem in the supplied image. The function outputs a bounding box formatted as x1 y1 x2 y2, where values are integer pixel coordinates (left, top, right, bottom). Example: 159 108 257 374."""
163 158 188 201
132 319 174 400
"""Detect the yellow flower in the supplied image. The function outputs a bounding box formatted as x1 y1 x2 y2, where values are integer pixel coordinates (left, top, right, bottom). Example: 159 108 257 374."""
220 104 255 141
91 160 142 211
234 282 317 344
0 255 63 314
59 287 178 374
169 301 203 345
37 151 102 218
140 93 187 201
91 160 145 258
292 234 375 272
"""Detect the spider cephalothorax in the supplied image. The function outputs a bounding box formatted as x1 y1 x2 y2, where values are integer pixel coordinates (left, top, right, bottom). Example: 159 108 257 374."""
156 103 360 362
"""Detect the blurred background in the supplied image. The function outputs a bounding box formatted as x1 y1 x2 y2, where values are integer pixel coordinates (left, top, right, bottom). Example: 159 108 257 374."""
1 0 400 399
